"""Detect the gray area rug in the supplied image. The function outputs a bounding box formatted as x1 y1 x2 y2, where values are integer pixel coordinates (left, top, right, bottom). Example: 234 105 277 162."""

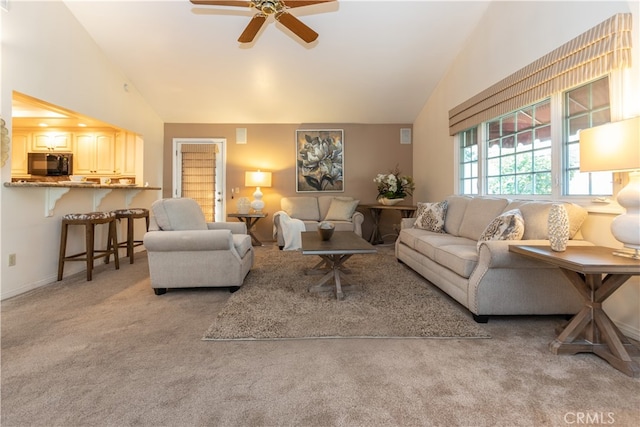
203 246 490 340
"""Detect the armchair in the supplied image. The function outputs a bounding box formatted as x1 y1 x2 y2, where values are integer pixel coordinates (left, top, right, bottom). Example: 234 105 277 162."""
143 198 254 295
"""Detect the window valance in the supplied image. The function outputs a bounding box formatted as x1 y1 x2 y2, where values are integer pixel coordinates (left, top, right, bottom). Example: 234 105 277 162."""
448 13 632 136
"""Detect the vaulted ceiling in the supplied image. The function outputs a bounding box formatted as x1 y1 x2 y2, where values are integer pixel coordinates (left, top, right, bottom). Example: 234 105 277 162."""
56 0 490 125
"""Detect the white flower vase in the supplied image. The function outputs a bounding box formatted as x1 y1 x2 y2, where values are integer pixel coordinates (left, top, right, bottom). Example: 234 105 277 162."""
378 197 404 206
548 203 570 252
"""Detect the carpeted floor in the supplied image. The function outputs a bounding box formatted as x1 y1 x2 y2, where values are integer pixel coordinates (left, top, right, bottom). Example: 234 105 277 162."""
1 246 639 426
204 246 489 340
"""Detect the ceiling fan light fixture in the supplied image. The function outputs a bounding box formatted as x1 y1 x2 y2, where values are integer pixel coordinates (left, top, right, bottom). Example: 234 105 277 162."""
192 0 334 44
254 0 282 15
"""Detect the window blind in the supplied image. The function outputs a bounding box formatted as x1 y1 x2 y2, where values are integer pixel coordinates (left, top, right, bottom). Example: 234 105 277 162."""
180 143 218 221
448 13 632 136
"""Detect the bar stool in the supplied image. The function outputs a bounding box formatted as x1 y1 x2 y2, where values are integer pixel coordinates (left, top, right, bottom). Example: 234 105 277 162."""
113 208 150 264
58 211 119 281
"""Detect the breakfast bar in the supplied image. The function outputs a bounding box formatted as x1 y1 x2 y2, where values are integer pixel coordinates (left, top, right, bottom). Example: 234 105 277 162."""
3 181 162 217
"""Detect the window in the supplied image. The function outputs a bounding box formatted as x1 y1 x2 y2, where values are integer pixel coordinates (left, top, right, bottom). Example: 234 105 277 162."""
486 100 552 195
459 128 478 194
458 77 612 198
564 77 612 195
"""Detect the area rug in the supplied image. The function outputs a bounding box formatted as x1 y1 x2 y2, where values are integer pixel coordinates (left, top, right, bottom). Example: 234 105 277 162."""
203 246 490 340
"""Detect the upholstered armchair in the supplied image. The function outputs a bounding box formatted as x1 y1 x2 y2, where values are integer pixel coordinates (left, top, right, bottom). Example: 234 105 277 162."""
143 198 254 295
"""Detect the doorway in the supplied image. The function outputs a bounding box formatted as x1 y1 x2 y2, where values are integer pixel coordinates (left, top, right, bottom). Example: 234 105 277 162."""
172 138 226 222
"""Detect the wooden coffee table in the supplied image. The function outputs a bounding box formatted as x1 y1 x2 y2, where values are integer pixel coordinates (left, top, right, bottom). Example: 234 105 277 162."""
510 245 640 377
301 231 377 300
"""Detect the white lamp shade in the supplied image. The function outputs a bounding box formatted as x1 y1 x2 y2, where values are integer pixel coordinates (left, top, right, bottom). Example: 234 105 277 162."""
245 171 272 188
579 116 640 258
579 117 640 173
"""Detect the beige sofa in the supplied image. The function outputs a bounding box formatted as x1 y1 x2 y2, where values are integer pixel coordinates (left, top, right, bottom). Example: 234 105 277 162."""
144 198 254 295
273 196 364 249
395 195 592 322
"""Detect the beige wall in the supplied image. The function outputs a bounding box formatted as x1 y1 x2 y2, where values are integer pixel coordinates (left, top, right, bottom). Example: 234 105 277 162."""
413 1 640 339
165 123 413 242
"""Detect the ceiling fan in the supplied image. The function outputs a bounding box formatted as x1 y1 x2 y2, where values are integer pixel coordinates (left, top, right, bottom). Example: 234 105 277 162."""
190 0 336 43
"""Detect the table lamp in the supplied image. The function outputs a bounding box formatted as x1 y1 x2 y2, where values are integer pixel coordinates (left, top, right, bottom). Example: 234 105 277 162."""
245 170 272 213
579 116 640 259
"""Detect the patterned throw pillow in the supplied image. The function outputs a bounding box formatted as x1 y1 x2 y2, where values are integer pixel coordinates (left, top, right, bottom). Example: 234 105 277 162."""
477 209 525 250
413 201 448 232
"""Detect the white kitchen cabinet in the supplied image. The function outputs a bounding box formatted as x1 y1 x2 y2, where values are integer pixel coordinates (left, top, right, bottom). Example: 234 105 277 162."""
11 131 30 175
115 131 137 176
31 131 73 152
74 132 116 175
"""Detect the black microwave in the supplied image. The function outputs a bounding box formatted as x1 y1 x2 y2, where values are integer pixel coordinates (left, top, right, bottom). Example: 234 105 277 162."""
27 153 73 176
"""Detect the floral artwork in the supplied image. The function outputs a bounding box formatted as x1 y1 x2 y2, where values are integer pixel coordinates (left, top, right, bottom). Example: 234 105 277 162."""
374 165 415 200
296 129 344 192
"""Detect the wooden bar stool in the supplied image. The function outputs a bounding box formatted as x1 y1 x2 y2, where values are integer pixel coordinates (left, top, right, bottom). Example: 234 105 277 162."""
113 208 150 264
58 212 119 281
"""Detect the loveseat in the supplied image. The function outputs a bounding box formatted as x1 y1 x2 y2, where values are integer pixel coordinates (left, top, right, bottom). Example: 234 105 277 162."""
273 196 364 249
396 195 592 322
144 198 254 295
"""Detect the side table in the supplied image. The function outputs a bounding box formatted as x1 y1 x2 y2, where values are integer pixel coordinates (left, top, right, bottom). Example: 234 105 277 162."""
360 204 417 245
228 212 268 246
510 244 640 377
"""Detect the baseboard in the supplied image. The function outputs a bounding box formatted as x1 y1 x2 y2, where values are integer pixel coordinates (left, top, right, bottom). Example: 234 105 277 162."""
1 273 59 300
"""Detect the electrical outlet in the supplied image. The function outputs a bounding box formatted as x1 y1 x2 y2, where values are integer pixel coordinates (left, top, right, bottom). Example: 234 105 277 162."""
8 253 16 267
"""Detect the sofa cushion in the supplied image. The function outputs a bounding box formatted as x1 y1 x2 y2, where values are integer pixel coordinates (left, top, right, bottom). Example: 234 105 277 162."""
458 197 509 240
414 201 448 232
397 227 430 250
444 195 471 236
281 197 320 221
414 234 473 260
503 200 587 239
434 244 479 279
477 208 525 250
324 198 359 221
151 198 208 231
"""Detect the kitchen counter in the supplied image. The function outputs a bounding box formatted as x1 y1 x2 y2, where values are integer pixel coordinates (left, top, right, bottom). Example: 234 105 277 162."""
4 181 161 216
4 181 160 190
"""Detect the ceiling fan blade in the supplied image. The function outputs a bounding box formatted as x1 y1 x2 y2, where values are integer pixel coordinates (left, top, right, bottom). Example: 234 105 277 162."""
283 0 336 9
276 12 318 43
238 14 267 43
190 1 252 7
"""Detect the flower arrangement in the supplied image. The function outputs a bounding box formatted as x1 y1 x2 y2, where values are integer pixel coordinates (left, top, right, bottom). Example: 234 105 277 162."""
374 166 415 200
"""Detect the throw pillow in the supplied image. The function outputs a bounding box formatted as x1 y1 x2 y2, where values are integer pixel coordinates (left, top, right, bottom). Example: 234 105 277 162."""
324 198 360 221
413 201 448 232
477 209 525 250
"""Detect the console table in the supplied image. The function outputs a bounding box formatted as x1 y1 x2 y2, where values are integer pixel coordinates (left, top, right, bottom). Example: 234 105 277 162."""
510 244 640 377
360 204 417 245
228 212 268 246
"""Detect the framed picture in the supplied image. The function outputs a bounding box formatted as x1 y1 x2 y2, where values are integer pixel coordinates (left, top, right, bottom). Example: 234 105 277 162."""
295 129 344 192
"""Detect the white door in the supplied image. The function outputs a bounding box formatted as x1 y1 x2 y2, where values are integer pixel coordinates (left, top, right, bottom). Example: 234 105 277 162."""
173 138 226 222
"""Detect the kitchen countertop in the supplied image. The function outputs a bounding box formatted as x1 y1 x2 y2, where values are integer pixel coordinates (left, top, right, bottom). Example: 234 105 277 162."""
4 181 162 217
4 181 161 190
